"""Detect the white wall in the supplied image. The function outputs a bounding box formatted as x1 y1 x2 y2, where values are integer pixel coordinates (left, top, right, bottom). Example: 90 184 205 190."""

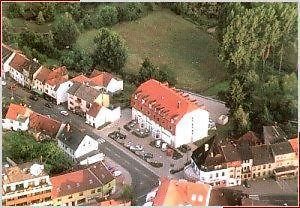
79 153 105 166
107 79 123 93
56 81 73 105
191 160 230 186
2 118 29 131
3 52 16 73
9 67 25 86
132 108 174 144
87 106 121 129
175 109 209 148
74 135 98 158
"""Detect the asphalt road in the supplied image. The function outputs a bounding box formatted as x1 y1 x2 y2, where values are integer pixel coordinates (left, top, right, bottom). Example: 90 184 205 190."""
258 194 298 206
2 79 159 205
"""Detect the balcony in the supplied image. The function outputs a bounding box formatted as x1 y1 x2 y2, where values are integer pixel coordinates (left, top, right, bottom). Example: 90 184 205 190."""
3 183 51 197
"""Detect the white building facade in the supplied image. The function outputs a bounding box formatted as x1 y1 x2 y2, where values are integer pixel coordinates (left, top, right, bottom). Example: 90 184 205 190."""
131 79 209 148
106 78 123 94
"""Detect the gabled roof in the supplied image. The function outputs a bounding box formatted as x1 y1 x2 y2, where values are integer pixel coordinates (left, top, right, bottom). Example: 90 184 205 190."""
5 103 31 121
152 178 211 206
263 126 287 145
50 162 114 198
68 84 103 104
9 53 29 73
89 70 114 87
289 138 298 156
251 145 275 166
2 44 14 63
209 188 244 206
270 141 293 156
35 67 51 83
221 142 242 163
71 74 89 84
45 66 68 87
86 102 102 118
57 125 85 151
29 112 62 138
131 79 204 134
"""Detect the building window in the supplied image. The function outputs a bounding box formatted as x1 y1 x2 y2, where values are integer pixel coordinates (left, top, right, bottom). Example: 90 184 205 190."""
216 173 219 178
222 172 225 176
97 188 101 193
91 189 95 194
68 195 73 199
269 164 271 168
58 199 61 202
86 103 90 108
79 192 83 196
252 167 256 171
263 165 266 169
77 98 81 103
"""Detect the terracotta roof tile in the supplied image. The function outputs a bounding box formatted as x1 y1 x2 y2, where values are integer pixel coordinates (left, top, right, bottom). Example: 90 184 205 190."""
2 44 14 63
29 112 62 138
5 103 31 121
9 53 29 73
131 79 202 134
51 162 114 198
153 178 211 206
46 66 68 86
289 138 298 156
89 71 113 87
71 74 89 84
35 67 51 83
87 102 102 117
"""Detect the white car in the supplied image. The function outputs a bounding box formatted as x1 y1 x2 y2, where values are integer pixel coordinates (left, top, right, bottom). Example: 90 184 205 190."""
2 81 6 86
113 170 122 177
60 110 69 116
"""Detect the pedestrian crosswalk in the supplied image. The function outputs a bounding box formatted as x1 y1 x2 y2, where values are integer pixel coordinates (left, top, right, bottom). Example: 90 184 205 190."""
98 138 106 144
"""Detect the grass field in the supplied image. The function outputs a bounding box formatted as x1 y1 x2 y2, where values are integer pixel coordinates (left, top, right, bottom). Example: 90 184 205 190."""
76 9 227 94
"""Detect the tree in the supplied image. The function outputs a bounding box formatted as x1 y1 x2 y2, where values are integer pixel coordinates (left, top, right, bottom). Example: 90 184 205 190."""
52 12 80 49
93 28 128 71
233 105 250 134
225 79 245 111
36 11 45 25
60 47 93 74
96 5 118 27
119 185 136 204
137 58 176 85
118 3 144 21
3 17 14 43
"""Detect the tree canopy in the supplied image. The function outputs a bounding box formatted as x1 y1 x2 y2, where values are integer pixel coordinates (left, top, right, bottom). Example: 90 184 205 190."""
52 12 80 49
93 28 128 71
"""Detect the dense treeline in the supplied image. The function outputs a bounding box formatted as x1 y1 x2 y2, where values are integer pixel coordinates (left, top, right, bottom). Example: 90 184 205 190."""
3 131 73 175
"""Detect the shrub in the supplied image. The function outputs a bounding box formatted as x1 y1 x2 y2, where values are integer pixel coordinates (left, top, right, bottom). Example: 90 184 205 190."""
117 3 144 22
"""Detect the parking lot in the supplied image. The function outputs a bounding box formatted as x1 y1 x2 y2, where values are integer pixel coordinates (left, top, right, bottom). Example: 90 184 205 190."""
95 108 192 177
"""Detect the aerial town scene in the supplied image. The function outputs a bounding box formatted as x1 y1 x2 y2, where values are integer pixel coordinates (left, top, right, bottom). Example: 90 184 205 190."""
1 2 298 207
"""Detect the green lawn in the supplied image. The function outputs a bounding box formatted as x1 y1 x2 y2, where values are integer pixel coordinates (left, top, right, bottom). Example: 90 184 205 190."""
76 9 227 95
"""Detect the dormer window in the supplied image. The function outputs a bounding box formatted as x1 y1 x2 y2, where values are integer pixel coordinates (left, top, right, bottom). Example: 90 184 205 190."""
134 95 137 100
171 119 174 124
142 99 145 104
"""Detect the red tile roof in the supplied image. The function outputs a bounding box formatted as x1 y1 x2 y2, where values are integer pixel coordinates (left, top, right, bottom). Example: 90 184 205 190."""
51 162 114 198
71 74 89 84
87 102 102 117
35 67 51 83
131 79 202 134
289 138 298 156
9 53 29 72
5 103 31 120
46 66 68 86
29 112 62 138
98 200 131 206
152 178 211 206
89 71 113 87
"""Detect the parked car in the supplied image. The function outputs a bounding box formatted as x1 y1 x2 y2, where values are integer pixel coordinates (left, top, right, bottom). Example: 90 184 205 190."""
60 110 69 116
29 95 38 101
113 170 122 177
243 180 250 188
2 80 6 86
143 153 154 159
45 103 52 108
125 141 132 148
130 145 143 151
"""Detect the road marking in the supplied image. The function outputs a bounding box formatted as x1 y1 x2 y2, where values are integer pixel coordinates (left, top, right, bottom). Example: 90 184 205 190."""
134 167 142 172
98 138 106 144
114 153 121 158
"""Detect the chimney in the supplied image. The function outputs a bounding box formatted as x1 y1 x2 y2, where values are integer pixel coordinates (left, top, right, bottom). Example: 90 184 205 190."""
177 101 181 108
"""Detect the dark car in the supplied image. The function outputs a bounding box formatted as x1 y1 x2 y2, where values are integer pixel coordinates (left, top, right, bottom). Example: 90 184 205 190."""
29 95 38 101
45 103 52 108
243 180 250 188
143 153 154 159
